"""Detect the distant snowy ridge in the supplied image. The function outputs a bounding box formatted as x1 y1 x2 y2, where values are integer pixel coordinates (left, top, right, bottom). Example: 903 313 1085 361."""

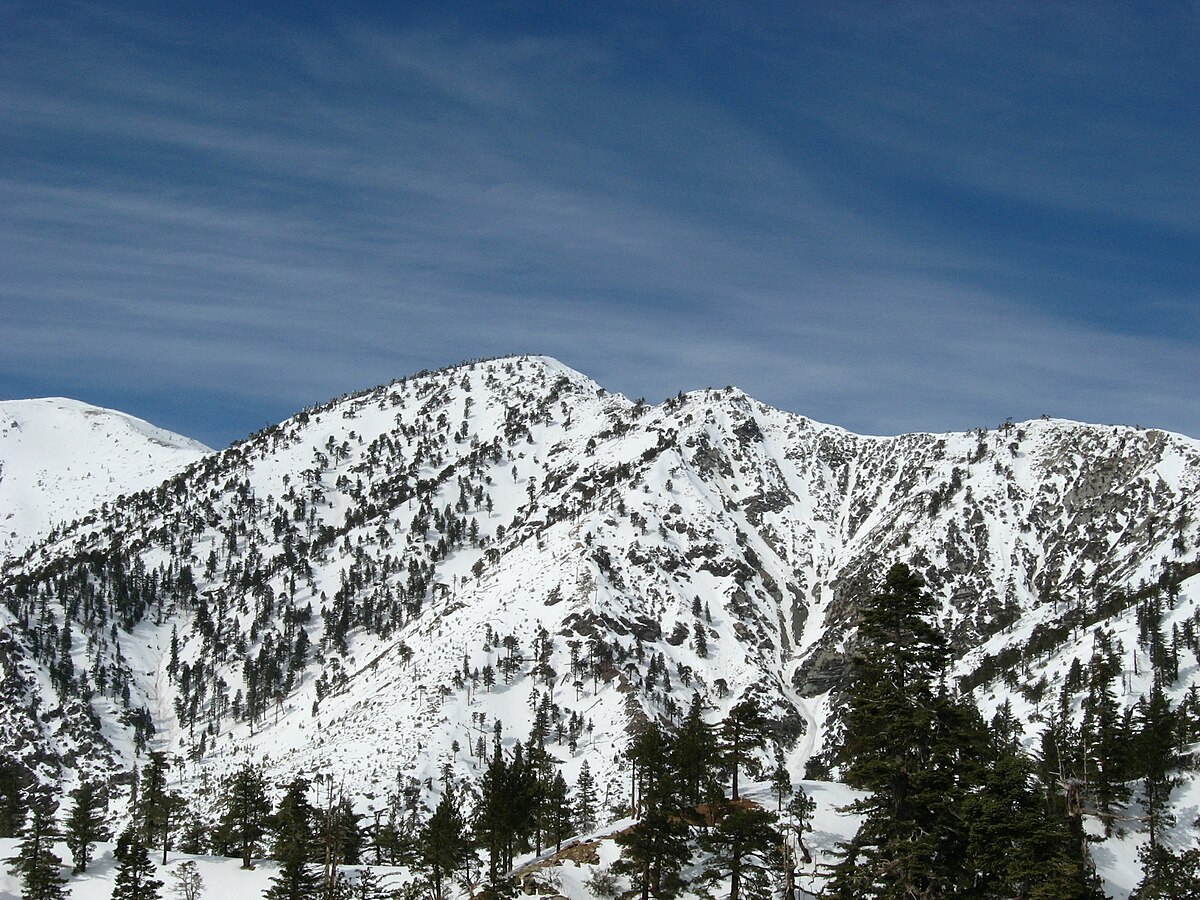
0 398 210 559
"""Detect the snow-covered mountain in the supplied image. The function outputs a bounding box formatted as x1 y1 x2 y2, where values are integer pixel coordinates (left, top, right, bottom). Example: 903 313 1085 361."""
0 398 210 559
1 356 1197 896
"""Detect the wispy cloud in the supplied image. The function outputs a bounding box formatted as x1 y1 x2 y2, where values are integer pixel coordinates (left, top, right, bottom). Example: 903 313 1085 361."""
0 3 1196 445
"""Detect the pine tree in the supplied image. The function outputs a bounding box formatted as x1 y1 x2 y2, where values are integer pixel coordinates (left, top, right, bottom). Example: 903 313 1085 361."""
352 867 386 900
111 827 163 900
673 695 718 809
6 794 67 900
574 761 598 834
64 779 108 874
475 735 517 882
627 723 679 817
1080 668 1131 836
962 742 1100 898
1131 843 1200 899
136 751 184 865
1135 678 1179 847
700 806 780 900
720 698 767 801
266 776 321 900
786 787 815 866
215 761 273 868
827 563 965 897
768 762 791 812
419 783 469 900
544 771 572 853
0 758 33 839
613 809 691 900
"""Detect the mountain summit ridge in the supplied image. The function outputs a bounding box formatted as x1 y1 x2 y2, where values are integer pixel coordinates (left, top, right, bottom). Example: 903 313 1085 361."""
1 355 1197 897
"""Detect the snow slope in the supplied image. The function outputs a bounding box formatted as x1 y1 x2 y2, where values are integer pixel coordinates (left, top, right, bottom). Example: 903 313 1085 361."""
2 356 1198 897
0 399 210 559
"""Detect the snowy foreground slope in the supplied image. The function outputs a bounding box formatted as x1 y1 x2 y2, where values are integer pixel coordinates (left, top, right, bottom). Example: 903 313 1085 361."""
1 356 1198 897
0 398 210 559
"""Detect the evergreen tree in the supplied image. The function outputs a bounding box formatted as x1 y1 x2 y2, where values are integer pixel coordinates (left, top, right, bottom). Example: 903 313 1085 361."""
64 780 109 874
786 787 815 866
1131 843 1200 899
6 794 67 900
0 757 33 839
352 867 385 900
266 776 321 900
574 760 599 834
111 827 163 900
828 563 960 898
962 742 1101 898
613 809 691 900
1135 678 1179 846
136 751 184 865
673 695 718 809
419 783 469 900
628 723 679 817
475 735 520 882
375 794 419 868
1080 669 1131 836
215 761 273 868
768 762 791 812
700 806 780 900
720 698 767 801
544 771 572 853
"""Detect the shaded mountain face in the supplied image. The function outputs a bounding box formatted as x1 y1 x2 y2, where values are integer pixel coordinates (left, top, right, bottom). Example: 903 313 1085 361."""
1 356 1197 824
0 398 210 560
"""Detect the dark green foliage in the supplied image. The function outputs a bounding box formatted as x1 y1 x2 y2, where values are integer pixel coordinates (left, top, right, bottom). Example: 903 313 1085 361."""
768 762 791 812
264 853 321 900
272 776 317 860
215 761 273 868
135 751 184 865
962 746 1100 898
267 775 321 900
475 735 532 881
673 695 719 810
0 758 34 839
375 792 419 868
6 794 67 900
574 760 598 834
613 809 692 900
544 771 572 853
828 562 1103 899
1079 667 1131 836
1134 678 1179 847
64 780 108 874
419 783 469 900
111 827 163 900
786 786 816 866
720 698 767 801
829 563 958 897
628 723 679 817
1131 843 1200 899
700 805 780 900
352 866 386 900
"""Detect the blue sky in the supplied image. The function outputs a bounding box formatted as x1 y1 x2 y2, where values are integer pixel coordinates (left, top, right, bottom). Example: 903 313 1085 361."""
2 1 1197 447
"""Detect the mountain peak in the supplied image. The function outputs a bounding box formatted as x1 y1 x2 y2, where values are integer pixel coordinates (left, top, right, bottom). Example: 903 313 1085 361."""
0 398 209 558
